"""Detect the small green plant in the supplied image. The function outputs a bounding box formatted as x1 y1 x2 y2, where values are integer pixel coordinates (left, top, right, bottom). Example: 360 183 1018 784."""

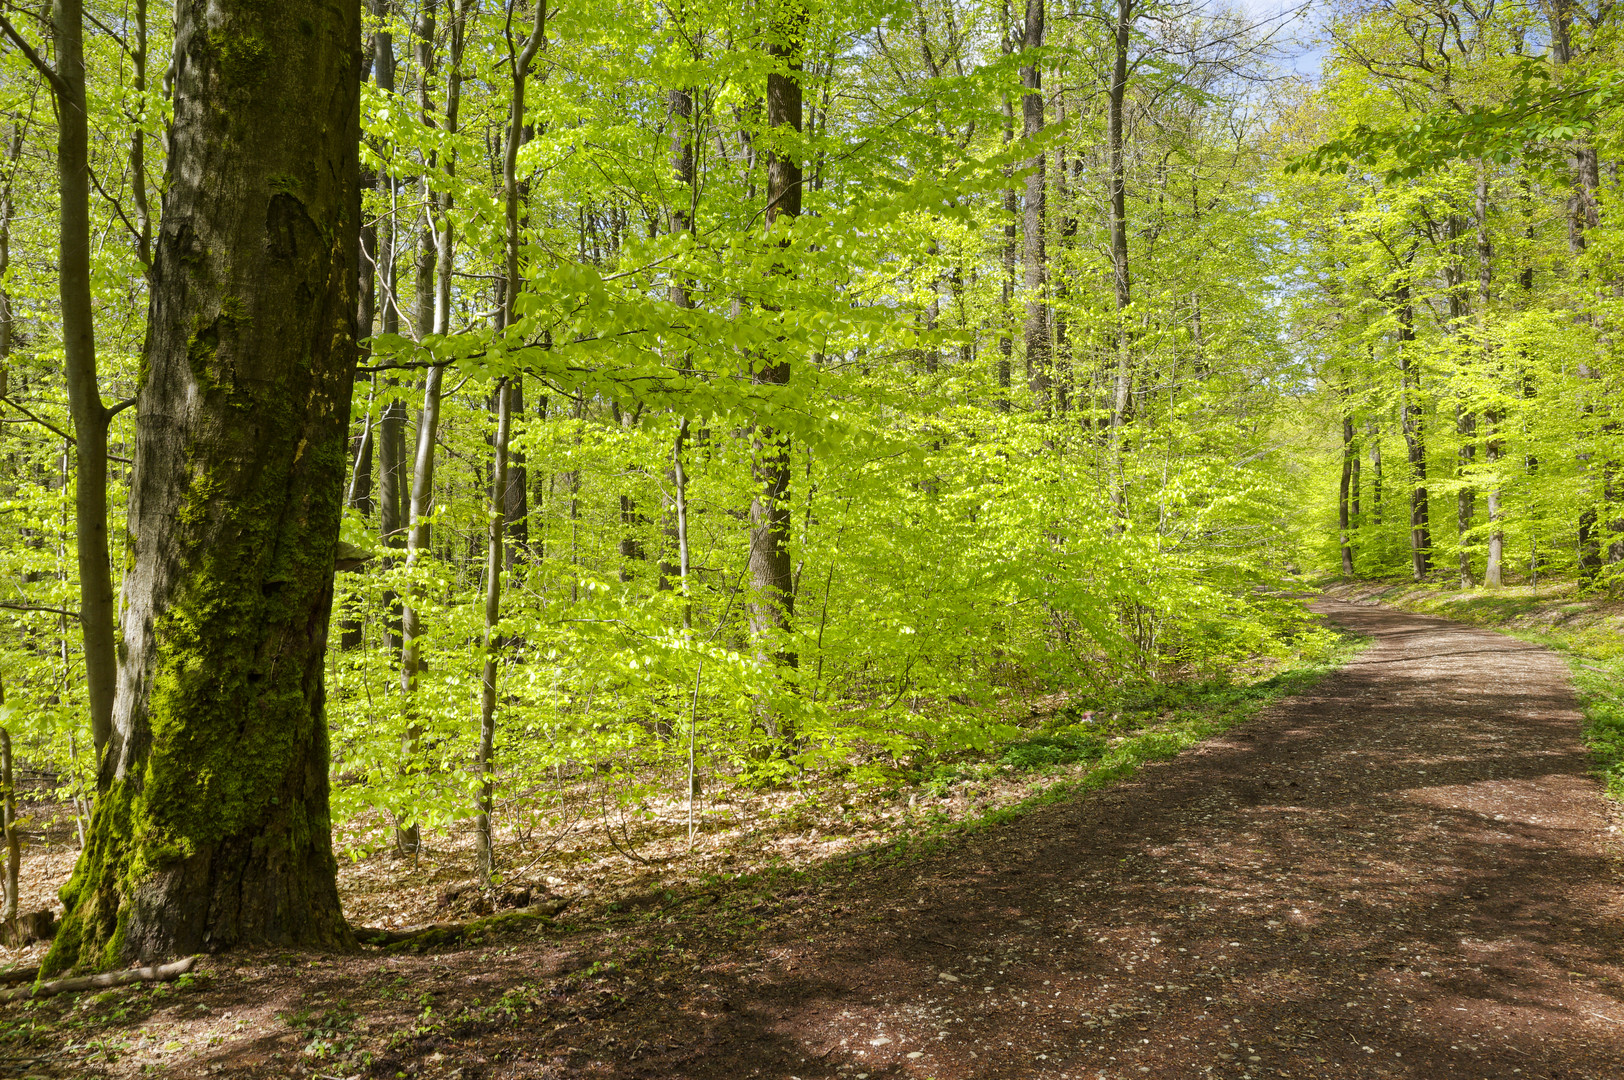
998 729 1107 770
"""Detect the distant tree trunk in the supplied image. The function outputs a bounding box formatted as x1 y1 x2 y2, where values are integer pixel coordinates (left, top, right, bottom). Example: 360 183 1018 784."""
1397 284 1431 579
993 0 1006 409
1020 0 1047 410
1368 420 1383 527
398 0 466 854
504 379 528 572
373 2 407 650
47 0 361 971
0 672 16 942
749 0 804 715
1106 0 1135 512
1479 167 1504 587
1340 409 1356 577
660 81 696 591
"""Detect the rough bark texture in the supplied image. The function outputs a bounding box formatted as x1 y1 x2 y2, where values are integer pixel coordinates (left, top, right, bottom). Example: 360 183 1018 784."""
47 0 361 971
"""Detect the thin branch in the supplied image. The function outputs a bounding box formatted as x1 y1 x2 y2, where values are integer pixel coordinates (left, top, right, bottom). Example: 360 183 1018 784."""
0 393 73 443
0 14 67 98
0 602 80 621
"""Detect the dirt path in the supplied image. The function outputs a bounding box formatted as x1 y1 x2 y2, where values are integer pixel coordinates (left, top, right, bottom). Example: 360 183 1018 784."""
25 602 1624 1080
560 600 1624 1080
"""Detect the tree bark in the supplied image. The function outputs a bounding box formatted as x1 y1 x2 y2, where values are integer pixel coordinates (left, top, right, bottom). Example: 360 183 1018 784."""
9 0 121 758
1106 0 1135 513
1397 284 1431 580
1020 0 1047 409
1340 408 1356 577
373 2 407 649
47 0 361 970
750 0 804 710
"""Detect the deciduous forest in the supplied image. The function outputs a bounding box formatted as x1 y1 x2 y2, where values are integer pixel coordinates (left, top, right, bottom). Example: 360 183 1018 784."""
0 0 1621 1076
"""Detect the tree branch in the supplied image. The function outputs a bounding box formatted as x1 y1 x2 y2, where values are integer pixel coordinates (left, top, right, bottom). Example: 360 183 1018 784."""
0 602 80 621
0 15 68 99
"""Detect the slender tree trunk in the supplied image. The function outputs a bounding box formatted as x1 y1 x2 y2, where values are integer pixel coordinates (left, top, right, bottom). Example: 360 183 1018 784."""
1478 167 1504 587
1020 0 1047 409
397 0 465 854
373 3 407 650
1368 421 1383 527
1106 0 1134 512
997 0 1014 409
1397 284 1430 579
48 0 361 971
661 80 695 591
1340 408 1356 577
749 0 805 718
0 672 16 942
9 0 121 759
474 380 510 883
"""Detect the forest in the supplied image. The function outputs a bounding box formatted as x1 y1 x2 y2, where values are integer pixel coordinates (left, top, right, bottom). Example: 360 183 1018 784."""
0 0 1619 1014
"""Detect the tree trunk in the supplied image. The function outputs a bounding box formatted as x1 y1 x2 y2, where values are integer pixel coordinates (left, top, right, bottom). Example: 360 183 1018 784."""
750 0 804 711
1479 166 1503 587
993 0 1014 409
1368 420 1383 526
1397 285 1430 580
1106 0 1134 512
30 0 119 758
474 379 509 882
1340 410 1356 577
1020 0 1047 409
47 0 361 971
373 3 406 650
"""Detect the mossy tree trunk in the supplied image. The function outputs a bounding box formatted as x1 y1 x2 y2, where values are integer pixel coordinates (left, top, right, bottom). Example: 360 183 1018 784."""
46 0 361 972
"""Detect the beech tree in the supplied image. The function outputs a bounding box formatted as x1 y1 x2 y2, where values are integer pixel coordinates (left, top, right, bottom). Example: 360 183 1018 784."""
45 0 361 970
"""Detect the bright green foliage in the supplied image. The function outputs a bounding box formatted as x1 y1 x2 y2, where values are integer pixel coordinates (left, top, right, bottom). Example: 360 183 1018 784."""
0 0 1376 904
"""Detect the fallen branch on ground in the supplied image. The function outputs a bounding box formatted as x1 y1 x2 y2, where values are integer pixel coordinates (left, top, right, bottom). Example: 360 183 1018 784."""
353 896 572 948
0 956 196 1002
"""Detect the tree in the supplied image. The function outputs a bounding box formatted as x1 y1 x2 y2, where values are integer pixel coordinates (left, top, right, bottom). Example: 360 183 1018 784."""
46 0 361 970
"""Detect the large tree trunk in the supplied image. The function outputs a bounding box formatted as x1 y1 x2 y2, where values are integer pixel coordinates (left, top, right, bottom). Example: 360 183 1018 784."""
47 0 361 971
749 0 804 713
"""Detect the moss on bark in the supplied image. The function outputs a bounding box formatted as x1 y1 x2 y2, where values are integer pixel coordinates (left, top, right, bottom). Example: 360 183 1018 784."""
45 0 362 973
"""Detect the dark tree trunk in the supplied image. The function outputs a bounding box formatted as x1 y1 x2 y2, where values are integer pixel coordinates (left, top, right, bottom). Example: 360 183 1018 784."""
1397 285 1430 580
1020 0 1047 409
1106 0 1135 512
48 0 361 971
1341 409 1356 577
750 0 804 708
372 3 406 650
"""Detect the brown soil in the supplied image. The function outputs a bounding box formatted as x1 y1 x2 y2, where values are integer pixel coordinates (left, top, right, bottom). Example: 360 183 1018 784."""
7 600 1623 1080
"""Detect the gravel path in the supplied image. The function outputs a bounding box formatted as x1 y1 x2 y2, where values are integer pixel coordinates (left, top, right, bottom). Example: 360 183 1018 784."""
605 600 1624 1080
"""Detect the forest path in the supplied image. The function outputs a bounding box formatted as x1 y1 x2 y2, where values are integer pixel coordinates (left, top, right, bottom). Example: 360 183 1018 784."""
589 599 1624 1080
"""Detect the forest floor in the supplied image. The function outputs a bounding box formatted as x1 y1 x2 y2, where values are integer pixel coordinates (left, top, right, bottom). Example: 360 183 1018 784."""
3 598 1623 1080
